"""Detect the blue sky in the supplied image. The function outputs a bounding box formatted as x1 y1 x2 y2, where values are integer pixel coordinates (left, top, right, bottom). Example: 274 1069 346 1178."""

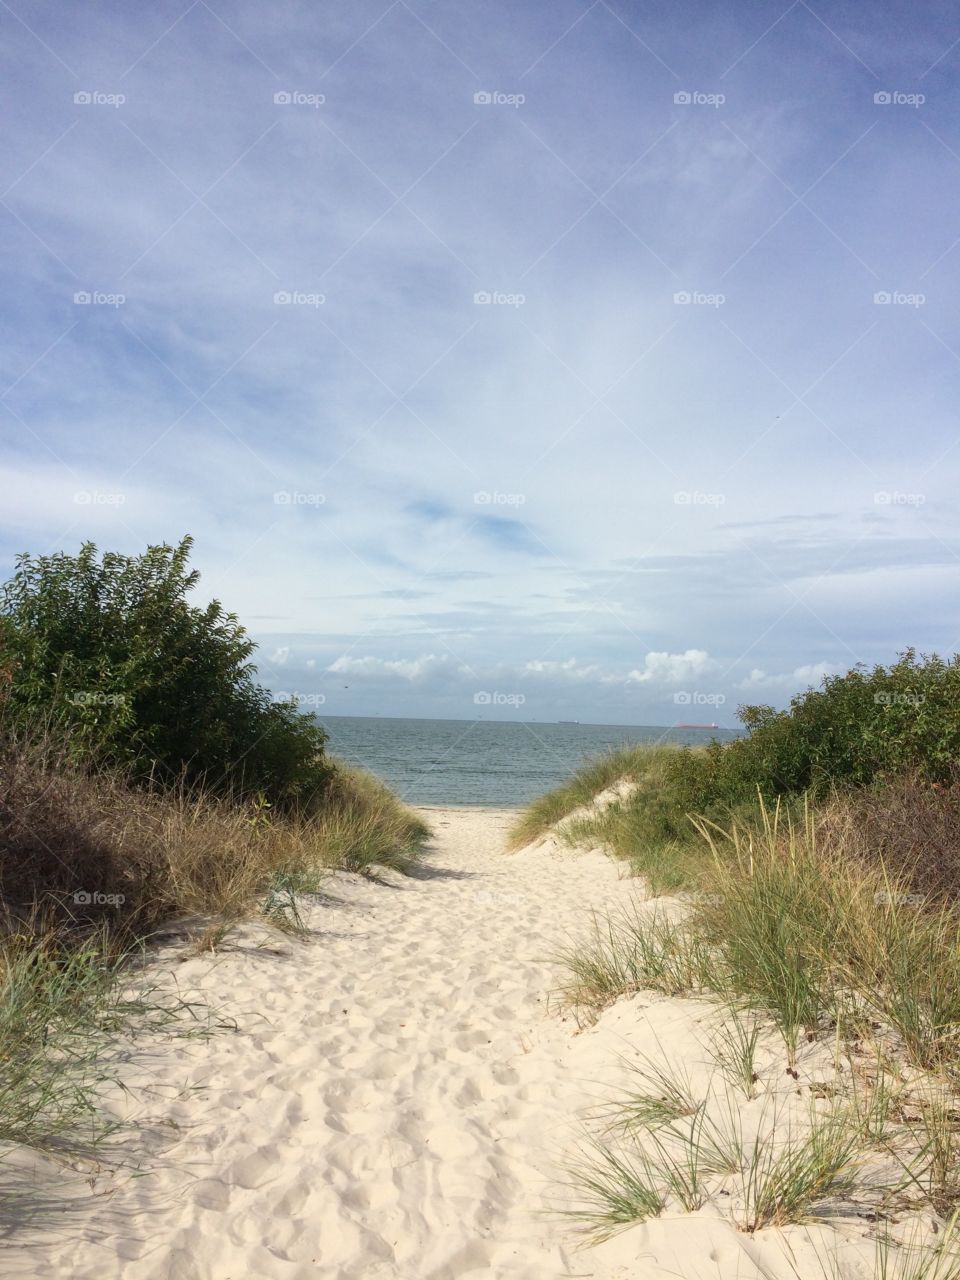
2 0 958 725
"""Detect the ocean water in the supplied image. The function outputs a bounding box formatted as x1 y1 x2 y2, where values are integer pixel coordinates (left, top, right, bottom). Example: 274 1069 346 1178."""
318 716 738 808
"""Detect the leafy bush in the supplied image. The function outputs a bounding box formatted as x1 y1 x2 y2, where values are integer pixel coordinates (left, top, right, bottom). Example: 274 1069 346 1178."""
566 651 960 866
0 537 330 805
713 649 960 799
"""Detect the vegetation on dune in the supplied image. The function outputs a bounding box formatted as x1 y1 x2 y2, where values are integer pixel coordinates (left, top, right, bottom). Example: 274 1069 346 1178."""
0 728 428 936
0 536 429 1162
0 926 225 1157
317 763 430 876
560 831 960 1261
507 744 671 850
526 651 960 897
523 653 960 1264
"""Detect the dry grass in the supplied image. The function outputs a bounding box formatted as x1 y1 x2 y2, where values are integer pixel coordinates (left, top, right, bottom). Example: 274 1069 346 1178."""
0 730 430 1158
823 773 960 903
0 729 430 937
314 762 430 875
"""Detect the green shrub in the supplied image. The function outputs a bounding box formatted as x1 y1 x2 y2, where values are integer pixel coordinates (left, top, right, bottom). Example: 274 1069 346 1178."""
0 537 331 806
562 652 960 875
718 650 960 799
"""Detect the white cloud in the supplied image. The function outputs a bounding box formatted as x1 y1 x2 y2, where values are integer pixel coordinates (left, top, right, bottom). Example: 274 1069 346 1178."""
269 647 290 666
626 650 719 684
739 662 842 691
327 654 470 682
523 658 617 683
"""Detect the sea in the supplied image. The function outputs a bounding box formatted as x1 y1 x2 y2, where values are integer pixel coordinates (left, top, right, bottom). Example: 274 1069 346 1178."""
318 716 738 809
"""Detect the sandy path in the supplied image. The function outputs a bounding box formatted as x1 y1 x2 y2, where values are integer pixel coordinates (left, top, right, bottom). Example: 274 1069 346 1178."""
8 808 655 1280
6 806 876 1280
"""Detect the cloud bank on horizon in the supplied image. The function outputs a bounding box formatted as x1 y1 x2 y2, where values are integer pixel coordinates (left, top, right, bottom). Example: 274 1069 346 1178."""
2 0 958 724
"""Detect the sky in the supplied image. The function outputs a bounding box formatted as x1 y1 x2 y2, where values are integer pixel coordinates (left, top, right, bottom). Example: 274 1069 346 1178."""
2 0 959 726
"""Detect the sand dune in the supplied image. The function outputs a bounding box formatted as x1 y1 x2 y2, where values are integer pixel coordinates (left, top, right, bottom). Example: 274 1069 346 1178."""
7 807 887 1279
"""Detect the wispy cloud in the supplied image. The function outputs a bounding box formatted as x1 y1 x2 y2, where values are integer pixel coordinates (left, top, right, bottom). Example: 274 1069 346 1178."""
3 0 959 722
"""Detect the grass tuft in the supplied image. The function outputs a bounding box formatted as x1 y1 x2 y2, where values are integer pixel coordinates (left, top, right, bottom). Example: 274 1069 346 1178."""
563 1138 665 1238
0 926 219 1158
709 1011 763 1099
508 745 671 850
739 1107 866 1231
605 1047 701 1133
556 904 712 1013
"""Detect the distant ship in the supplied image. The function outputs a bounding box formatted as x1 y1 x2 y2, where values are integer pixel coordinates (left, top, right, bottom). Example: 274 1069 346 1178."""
677 722 719 729
557 719 579 725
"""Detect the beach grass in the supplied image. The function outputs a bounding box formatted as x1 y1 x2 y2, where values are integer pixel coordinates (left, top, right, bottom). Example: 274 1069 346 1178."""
507 744 673 850
0 924 220 1158
737 1107 866 1231
548 751 960 1257
708 1010 763 1099
569 1079 874 1239
314 761 431 875
563 1138 665 1238
555 902 713 1012
603 1047 701 1134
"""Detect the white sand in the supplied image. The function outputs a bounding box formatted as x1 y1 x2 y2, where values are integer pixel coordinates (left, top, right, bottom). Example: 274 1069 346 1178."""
6 807 905 1279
